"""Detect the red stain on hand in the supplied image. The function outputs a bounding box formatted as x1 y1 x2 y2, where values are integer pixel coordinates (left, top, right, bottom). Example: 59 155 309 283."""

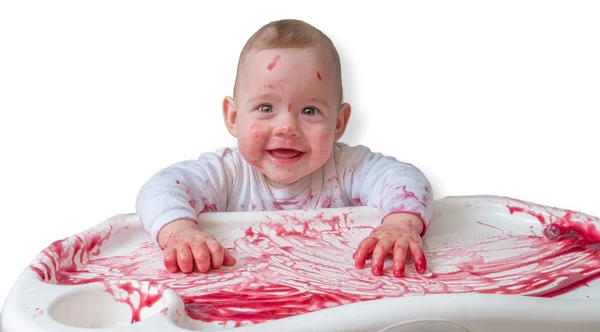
288 104 292 112
317 72 322 80
267 55 280 71
413 248 427 274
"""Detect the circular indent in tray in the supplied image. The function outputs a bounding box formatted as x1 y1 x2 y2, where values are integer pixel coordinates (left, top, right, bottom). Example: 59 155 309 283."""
49 289 135 328
48 281 170 328
378 320 470 332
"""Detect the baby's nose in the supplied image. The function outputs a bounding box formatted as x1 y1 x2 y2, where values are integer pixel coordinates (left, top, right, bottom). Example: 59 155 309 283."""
274 121 300 137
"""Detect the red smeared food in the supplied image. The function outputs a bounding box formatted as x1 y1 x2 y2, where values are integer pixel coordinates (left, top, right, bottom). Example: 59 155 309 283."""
267 55 280 71
28 202 600 328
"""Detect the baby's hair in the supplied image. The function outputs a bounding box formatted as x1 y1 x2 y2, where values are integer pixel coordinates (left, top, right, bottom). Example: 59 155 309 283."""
233 19 343 103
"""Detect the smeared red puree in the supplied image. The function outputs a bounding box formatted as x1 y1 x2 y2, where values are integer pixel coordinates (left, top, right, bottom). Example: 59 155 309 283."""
104 281 166 323
506 200 600 245
29 199 600 328
266 55 280 71
33 308 43 318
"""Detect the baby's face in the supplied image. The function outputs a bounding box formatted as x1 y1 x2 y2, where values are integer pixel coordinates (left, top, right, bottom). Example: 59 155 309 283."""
224 46 349 186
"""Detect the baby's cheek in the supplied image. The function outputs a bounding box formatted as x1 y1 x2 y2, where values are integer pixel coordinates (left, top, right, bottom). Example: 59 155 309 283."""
239 139 264 168
319 131 333 141
250 124 261 139
312 132 335 159
239 124 269 167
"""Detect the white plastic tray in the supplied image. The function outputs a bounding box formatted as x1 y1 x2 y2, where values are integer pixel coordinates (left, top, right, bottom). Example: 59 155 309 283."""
2 195 600 332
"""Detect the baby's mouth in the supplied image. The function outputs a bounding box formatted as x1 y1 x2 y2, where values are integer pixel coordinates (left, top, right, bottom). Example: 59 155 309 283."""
268 149 303 159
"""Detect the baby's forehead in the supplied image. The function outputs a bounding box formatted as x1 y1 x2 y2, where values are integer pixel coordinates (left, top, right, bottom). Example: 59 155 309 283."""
245 45 328 61
234 45 342 102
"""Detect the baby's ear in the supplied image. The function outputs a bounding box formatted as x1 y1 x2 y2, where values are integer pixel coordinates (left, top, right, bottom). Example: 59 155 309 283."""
334 102 351 141
222 96 238 137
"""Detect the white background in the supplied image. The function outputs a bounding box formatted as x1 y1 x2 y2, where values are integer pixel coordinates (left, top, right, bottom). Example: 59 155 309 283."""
1 0 598 313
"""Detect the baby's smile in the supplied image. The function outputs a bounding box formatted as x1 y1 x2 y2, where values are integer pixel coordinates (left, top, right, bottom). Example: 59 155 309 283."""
266 148 305 165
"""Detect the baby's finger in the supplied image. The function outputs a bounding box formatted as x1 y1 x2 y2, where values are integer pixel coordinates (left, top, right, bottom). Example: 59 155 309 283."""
163 246 179 273
392 239 409 277
353 237 379 269
205 239 224 269
352 251 373 260
409 241 427 274
371 237 394 276
175 243 194 273
189 242 211 273
223 249 237 266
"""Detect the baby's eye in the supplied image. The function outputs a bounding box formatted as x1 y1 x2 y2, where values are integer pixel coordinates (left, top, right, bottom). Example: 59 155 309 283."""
301 107 319 116
259 104 274 113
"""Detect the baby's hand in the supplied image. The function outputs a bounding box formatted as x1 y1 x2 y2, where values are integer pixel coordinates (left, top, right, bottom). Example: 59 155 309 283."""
353 213 426 277
157 219 236 273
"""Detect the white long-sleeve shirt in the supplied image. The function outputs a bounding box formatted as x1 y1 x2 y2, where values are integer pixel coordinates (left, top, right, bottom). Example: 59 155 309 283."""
136 143 434 243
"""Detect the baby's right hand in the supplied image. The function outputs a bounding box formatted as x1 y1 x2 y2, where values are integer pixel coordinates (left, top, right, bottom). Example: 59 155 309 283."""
157 218 236 273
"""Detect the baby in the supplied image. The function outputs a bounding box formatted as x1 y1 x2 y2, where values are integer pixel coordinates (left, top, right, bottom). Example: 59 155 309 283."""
136 19 434 278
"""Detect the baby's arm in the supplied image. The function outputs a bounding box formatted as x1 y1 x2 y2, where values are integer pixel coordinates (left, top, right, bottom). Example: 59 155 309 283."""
136 150 236 273
338 145 433 277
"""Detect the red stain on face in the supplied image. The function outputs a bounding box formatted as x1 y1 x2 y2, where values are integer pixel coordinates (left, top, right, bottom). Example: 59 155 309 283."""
317 72 322 80
250 125 259 138
288 104 292 112
265 79 286 91
277 79 286 91
267 55 281 71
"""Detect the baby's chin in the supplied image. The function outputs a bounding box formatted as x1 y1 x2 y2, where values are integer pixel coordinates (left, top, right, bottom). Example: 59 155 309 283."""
261 171 306 187
241 150 330 185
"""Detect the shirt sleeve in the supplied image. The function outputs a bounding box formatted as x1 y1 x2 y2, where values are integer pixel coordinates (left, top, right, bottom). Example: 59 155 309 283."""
337 144 434 236
135 148 237 243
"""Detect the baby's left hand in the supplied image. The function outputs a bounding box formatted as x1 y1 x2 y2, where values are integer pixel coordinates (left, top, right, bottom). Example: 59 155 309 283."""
353 213 426 277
